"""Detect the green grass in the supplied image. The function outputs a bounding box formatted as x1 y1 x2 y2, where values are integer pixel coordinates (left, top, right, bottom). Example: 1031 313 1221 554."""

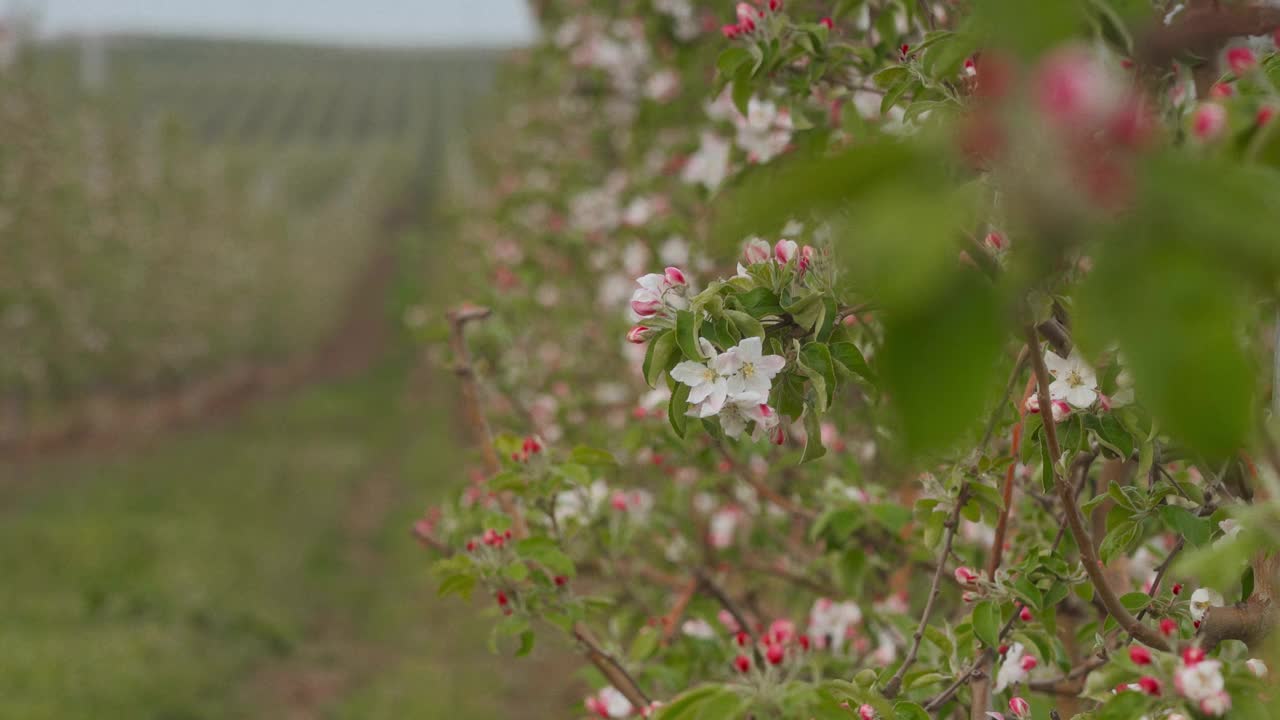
0 355 575 719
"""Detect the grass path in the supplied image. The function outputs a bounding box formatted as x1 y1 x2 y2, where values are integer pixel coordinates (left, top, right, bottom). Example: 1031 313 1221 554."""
0 354 578 719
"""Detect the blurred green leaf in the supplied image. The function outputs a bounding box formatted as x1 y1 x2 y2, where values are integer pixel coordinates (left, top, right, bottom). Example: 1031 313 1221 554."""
879 270 1005 453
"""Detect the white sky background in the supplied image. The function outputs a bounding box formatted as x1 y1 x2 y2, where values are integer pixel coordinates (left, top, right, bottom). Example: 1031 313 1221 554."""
19 0 537 46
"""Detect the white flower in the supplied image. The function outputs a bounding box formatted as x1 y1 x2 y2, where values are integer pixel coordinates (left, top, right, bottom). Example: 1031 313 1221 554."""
682 132 731 191
585 686 634 718
1246 658 1268 677
708 506 742 548
554 481 610 525
629 272 688 318
671 339 735 417
995 643 1031 693
717 392 776 438
1044 349 1099 408
659 236 689 266
1189 588 1224 622
807 598 862 651
645 69 681 102
734 97 793 163
1215 519 1243 549
871 629 898 665
1198 692 1231 717
721 337 786 396
681 618 716 639
1175 658 1225 701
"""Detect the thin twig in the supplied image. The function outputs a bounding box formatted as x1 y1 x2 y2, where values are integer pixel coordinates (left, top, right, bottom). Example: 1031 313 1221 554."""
446 304 528 538
882 482 971 698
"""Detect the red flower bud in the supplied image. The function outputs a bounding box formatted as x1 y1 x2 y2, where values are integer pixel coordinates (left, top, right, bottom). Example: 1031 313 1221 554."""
1137 675 1161 695
736 631 749 647
496 590 509 606
1129 645 1152 665
664 266 687 286
733 654 751 673
819 17 834 30
1227 46 1256 75
1183 646 1206 665
1160 618 1178 636
1020 654 1038 671
1019 606 1033 622
1009 697 1031 719
554 575 568 587
765 643 785 665
626 325 650 344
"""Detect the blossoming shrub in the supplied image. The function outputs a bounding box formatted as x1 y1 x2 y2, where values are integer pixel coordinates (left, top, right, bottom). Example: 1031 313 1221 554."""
418 1 1280 718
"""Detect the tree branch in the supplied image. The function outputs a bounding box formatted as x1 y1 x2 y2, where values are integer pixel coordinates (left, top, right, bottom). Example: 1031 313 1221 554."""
574 623 652 709
1026 326 1170 652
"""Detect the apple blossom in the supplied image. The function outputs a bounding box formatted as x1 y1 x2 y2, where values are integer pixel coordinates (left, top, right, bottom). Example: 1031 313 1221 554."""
1189 588 1223 623
585 686 634 718
682 132 731 190
733 654 751 673
626 325 651 344
774 238 798 264
857 705 875 720
1175 657 1224 702
1044 348 1099 408
1009 696 1031 719
670 340 734 417
681 618 715 639
994 643 1033 692
721 337 787 396
807 598 862 651
1247 658 1268 677
954 566 980 585
1199 692 1232 717
1192 103 1227 141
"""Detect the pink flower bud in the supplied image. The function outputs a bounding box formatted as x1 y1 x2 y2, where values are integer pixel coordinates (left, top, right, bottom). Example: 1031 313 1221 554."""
954 566 979 585
733 654 751 673
736 2 757 23
743 238 772 264
1183 646 1206 665
819 17 834 30
721 24 739 39
767 0 782 11
1129 645 1152 665
1192 103 1227 141
1227 47 1256 75
1020 654 1038 671
774 239 798 264
985 232 1005 250
631 298 662 317
961 591 977 603
1034 47 1121 128
1160 618 1178 636
1258 106 1275 126
798 245 815 273
664 266 687 286
735 631 749 647
765 643 785 665
857 705 876 720
1009 697 1030 719
1019 606 1034 622
610 491 629 511
626 325 650 344
770 424 785 445
998 643 1010 655
1137 675 1161 695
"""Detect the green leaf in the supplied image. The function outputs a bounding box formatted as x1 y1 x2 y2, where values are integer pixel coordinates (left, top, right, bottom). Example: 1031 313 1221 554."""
972 600 1000 648
801 406 827 463
676 310 704 361
669 382 691 438
736 287 784 317
799 343 837 411
872 65 910 88
724 309 764 339
879 271 1005 453
716 47 752 77
1099 521 1141 565
893 702 930 720
569 446 618 467
516 538 575 577
630 627 659 662
643 331 677 387
437 573 476 599
1158 505 1211 548
516 629 535 657
830 341 875 383
655 685 736 720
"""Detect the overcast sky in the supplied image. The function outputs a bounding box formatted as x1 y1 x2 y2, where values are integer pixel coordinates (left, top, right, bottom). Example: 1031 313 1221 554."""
20 0 536 46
